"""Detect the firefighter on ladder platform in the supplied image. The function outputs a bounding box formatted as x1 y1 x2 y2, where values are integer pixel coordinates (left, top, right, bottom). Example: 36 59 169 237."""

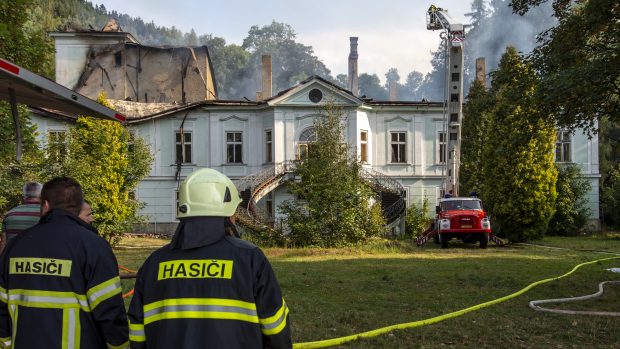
128 168 292 349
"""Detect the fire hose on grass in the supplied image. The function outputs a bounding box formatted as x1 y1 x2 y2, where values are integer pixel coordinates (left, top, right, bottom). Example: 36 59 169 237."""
118 265 137 299
292 255 620 349
119 253 620 348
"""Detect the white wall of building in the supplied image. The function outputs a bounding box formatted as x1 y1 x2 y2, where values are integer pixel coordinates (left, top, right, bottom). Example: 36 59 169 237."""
29 78 602 232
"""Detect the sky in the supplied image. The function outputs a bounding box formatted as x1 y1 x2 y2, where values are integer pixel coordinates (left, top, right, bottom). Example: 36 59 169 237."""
95 0 472 82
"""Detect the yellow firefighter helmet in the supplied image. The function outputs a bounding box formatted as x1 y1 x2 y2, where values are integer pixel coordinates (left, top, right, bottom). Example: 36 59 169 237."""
177 168 242 218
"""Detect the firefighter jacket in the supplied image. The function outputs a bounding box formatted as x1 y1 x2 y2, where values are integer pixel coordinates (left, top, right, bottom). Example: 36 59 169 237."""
128 216 292 349
0 209 129 349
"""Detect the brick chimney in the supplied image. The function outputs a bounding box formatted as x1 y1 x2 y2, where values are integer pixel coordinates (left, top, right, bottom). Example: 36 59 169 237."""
348 37 359 96
261 54 272 99
475 57 486 86
389 81 398 101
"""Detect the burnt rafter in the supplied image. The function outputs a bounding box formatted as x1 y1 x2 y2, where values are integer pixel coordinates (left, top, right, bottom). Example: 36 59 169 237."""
233 162 406 232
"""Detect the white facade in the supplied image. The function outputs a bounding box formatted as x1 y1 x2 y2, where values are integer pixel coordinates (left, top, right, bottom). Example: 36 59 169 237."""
30 77 601 233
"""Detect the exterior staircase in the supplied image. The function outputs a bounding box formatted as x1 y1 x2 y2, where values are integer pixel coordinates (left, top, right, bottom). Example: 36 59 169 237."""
233 162 407 233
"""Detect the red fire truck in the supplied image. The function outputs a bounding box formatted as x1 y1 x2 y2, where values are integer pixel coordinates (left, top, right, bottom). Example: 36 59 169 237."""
434 197 491 248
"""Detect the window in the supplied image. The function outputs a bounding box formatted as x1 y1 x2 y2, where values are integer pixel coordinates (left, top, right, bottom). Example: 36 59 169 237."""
360 130 368 163
114 51 122 67
226 131 243 163
265 192 274 218
175 131 192 164
450 113 458 123
47 130 67 162
450 132 458 141
297 127 316 160
556 130 571 162
451 73 460 82
390 131 406 163
450 93 459 102
265 130 273 163
438 132 446 164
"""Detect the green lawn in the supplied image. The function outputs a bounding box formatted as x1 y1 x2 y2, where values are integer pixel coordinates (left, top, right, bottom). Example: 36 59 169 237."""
115 235 620 348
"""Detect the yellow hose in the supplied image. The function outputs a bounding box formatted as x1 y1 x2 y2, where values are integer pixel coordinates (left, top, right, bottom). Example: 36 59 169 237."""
293 255 620 348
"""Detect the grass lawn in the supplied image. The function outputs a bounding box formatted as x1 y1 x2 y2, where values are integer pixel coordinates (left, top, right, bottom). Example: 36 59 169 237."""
114 235 620 348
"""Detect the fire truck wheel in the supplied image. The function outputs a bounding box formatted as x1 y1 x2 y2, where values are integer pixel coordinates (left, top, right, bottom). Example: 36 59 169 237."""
439 234 449 248
479 233 489 249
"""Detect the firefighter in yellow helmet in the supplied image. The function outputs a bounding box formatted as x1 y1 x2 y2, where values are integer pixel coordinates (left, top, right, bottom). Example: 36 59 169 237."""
128 169 292 349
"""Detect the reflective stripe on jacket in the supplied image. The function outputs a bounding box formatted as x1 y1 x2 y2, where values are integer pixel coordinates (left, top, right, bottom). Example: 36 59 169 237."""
0 209 129 349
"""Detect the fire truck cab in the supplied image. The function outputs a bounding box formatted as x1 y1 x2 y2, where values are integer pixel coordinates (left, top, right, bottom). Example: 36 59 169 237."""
435 197 491 248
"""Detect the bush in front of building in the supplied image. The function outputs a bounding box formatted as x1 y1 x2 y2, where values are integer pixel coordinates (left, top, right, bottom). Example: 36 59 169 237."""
279 103 386 247
547 164 591 235
45 93 153 245
404 199 431 238
601 164 620 229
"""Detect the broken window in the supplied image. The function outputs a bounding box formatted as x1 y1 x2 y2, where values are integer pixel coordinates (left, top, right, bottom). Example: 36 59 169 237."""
114 51 122 67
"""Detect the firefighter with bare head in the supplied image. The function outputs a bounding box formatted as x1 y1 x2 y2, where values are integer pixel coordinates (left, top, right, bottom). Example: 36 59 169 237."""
0 177 129 348
128 168 292 348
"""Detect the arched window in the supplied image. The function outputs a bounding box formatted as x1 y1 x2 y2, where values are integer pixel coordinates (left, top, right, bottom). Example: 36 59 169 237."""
297 127 316 160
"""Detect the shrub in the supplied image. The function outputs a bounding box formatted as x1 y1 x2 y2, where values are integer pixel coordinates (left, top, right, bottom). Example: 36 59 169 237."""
405 199 431 238
547 164 591 235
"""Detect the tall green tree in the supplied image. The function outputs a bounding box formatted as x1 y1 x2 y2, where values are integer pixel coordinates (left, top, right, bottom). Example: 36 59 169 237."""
460 80 492 196
358 73 388 100
480 47 557 241
0 0 54 213
199 35 251 99
599 117 620 183
419 41 447 101
0 0 54 75
404 71 424 100
601 164 620 228
51 94 153 244
511 0 620 131
547 164 591 235
241 21 332 96
279 103 385 247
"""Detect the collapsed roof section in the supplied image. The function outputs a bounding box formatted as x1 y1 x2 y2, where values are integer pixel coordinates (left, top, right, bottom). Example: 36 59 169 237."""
50 19 218 105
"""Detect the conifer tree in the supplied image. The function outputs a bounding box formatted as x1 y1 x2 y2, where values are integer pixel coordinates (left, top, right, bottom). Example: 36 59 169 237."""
480 47 557 241
460 80 492 196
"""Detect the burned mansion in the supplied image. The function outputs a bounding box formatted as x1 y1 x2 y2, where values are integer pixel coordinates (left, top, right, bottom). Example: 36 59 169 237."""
30 21 601 233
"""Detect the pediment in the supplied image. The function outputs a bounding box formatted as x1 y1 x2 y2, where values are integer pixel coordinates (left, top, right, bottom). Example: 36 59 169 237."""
267 77 362 107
